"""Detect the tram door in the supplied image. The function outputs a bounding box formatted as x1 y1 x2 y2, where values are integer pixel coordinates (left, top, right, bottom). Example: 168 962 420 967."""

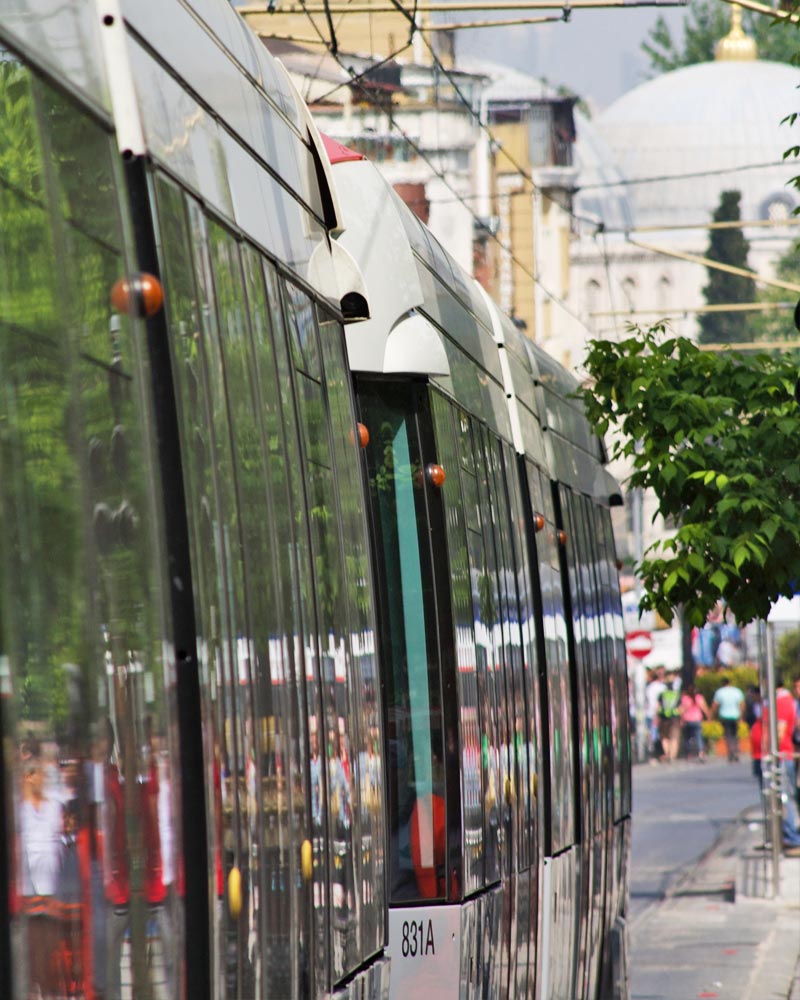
357 379 539 999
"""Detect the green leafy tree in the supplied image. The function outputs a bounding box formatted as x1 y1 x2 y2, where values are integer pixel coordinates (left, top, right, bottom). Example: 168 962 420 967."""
643 0 799 73
698 190 756 345
580 326 800 627
695 664 759 705
776 627 800 685
751 238 800 342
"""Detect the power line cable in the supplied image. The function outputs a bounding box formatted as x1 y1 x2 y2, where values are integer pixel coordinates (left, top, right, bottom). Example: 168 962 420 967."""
311 43 414 104
579 159 790 191
294 0 593 332
299 0 592 232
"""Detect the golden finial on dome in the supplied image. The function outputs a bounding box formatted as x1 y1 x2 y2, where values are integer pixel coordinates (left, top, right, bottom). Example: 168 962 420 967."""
715 4 757 61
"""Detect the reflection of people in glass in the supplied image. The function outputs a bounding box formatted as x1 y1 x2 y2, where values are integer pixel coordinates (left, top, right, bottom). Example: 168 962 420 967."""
409 792 446 899
329 723 353 920
141 717 174 995
20 743 63 999
54 799 82 996
103 718 129 1000
309 726 323 830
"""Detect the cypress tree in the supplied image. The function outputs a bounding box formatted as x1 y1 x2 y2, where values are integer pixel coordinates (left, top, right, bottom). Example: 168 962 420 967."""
698 190 756 345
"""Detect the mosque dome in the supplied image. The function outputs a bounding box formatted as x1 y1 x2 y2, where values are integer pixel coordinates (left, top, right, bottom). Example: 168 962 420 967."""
595 58 800 229
573 109 633 233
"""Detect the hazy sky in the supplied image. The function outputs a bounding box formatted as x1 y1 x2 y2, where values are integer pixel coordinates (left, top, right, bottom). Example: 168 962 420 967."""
454 4 688 111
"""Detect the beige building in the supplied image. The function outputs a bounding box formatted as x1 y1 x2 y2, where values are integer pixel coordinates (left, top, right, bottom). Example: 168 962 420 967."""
240 5 583 353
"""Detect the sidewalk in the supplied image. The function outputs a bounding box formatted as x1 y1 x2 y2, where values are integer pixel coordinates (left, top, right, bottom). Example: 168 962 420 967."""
630 804 800 1000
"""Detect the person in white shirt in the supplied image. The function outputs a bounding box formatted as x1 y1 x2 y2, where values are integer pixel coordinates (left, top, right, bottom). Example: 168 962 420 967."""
20 753 63 997
645 667 667 760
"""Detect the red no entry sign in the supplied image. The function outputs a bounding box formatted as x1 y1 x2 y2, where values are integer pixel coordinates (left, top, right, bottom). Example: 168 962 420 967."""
626 630 653 659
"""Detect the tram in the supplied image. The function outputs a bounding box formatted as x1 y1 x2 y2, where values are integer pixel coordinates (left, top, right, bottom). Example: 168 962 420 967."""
0 1 630 999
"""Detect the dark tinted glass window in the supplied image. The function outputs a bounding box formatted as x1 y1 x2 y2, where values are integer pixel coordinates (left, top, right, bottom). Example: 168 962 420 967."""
0 61 181 999
317 312 385 959
359 383 446 904
430 395 485 895
526 464 575 852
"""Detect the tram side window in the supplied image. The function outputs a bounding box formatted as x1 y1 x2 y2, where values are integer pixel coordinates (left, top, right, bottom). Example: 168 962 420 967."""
260 261 331 992
502 440 540 873
579 495 614 820
604 507 631 818
474 427 514 874
526 464 575 853
316 310 385 961
433 398 534 887
597 505 630 820
430 394 486 896
561 488 603 835
576 497 616 823
453 413 503 889
282 281 366 984
486 434 536 875
0 61 181 999
155 187 262 998
359 382 447 905
212 229 318 997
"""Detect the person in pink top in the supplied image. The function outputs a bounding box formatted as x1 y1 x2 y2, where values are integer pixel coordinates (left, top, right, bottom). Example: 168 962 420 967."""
762 679 800 852
680 683 711 762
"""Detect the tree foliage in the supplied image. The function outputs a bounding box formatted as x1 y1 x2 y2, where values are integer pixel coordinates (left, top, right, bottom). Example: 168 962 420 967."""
580 326 800 627
752 238 800 343
698 190 756 345
642 0 799 74
776 627 800 684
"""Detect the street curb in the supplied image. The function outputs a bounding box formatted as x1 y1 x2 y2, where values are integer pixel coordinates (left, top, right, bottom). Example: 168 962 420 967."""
628 802 749 933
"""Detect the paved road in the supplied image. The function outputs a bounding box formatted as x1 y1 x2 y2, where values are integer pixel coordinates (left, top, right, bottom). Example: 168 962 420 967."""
629 756 759 925
627 757 800 1000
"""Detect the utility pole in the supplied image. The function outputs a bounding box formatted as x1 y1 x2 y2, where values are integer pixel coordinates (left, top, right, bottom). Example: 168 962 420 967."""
761 618 782 897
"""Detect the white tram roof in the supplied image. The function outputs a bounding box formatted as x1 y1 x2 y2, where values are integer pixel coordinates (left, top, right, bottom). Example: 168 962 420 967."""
328 144 620 503
1 0 366 316
526 345 622 506
330 151 513 444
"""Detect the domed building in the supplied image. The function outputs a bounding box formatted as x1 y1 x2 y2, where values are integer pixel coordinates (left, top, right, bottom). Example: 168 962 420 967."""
565 8 800 571
569 8 800 355
598 60 799 230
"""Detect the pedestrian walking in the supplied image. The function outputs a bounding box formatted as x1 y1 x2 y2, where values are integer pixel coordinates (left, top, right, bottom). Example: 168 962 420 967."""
749 714 763 790
712 677 745 762
679 683 711 761
761 677 800 854
645 667 667 761
743 684 761 729
658 670 682 763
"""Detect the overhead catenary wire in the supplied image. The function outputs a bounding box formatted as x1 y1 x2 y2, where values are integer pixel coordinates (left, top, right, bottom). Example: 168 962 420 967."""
292 0 594 334
578 159 790 191
239 0 690 11
627 236 800 294
310 43 414 104
419 14 563 28
591 301 794 318
263 0 796 336
250 0 597 235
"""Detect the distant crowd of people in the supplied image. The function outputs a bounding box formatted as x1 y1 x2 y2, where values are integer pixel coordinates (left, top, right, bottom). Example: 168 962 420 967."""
644 667 800 857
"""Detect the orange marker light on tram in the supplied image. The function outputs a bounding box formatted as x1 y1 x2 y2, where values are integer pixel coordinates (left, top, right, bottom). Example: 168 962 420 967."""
533 514 545 532
350 424 369 448
427 464 446 488
110 272 164 318
557 530 567 546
